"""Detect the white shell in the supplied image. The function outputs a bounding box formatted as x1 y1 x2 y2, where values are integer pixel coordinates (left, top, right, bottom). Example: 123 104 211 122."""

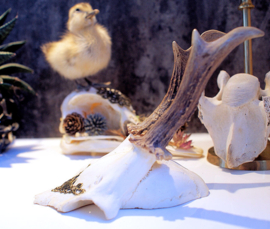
59 88 202 157
198 71 270 168
60 135 123 155
34 136 209 220
59 87 138 154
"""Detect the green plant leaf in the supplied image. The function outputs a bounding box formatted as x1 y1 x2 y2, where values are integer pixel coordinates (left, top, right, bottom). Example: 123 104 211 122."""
0 63 33 75
0 9 11 26
0 51 15 65
0 40 26 52
0 15 17 44
0 75 36 95
0 82 13 91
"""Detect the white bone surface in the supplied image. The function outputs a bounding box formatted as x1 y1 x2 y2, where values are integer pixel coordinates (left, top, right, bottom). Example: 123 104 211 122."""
199 71 270 168
35 136 209 220
122 160 208 209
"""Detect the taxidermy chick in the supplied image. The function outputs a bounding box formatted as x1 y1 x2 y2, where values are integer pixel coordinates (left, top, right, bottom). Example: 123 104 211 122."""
42 2 111 80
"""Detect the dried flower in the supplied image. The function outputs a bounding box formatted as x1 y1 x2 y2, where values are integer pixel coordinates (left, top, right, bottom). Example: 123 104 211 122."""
106 129 126 139
169 129 193 150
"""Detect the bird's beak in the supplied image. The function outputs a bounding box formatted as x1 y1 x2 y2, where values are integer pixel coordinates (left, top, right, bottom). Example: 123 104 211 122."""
86 9 100 19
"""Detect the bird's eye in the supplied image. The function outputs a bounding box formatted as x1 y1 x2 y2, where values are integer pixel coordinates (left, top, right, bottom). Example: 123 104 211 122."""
75 8 81 11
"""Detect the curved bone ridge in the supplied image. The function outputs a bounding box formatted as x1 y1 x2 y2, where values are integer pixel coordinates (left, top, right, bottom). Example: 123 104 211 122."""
222 73 260 107
215 70 230 100
199 73 270 168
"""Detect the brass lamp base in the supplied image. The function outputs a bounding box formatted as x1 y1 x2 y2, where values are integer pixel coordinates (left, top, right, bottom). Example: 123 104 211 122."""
207 141 270 171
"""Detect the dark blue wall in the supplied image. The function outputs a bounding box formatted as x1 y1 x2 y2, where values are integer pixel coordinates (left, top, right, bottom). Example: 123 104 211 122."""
1 0 270 137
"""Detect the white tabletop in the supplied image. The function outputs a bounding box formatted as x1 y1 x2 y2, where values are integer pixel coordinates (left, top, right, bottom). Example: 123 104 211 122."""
0 134 269 229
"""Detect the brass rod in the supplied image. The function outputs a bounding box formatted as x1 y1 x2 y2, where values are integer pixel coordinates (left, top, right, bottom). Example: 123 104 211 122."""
239 0 254 74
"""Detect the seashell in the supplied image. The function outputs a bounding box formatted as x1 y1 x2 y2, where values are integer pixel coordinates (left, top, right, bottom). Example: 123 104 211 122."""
198 71 270 168
59 87 138 154
60 135 123 155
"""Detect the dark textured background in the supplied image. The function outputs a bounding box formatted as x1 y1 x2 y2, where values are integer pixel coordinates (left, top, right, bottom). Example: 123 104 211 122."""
1 0 270 137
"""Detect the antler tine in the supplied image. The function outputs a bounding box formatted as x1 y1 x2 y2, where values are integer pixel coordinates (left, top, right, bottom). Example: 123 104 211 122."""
128 30 226 136
201 30 225 42
128 42 189 136
130 27 264 160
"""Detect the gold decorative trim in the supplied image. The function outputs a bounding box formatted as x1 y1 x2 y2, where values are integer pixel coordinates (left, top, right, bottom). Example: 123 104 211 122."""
207 143 270 171
52 170 87 195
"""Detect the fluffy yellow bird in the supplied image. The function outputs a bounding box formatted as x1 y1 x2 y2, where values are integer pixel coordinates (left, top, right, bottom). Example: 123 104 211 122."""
42 2 111 81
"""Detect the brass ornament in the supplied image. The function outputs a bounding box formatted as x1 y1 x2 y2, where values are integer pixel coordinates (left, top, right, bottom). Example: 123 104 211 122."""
52 172 85 195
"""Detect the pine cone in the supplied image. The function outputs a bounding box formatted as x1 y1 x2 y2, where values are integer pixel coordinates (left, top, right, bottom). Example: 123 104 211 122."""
63 112 84 135
84 113 107 135
97 87 131 107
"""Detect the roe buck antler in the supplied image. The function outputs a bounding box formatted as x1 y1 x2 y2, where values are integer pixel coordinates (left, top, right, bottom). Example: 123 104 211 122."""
129 27 264 160
35 27 264 220
128 30 225 136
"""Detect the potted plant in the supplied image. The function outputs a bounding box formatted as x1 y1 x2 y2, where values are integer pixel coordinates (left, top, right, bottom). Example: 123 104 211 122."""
0 8 35 153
